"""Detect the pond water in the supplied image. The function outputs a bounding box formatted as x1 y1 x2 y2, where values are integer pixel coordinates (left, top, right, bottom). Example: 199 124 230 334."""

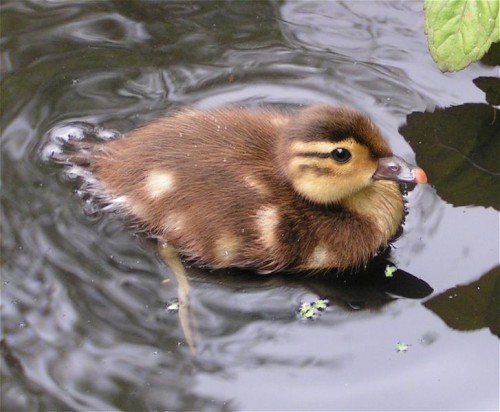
1 1 499 411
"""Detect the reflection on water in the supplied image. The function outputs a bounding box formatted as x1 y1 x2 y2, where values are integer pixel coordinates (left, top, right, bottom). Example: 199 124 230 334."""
1 1 498 411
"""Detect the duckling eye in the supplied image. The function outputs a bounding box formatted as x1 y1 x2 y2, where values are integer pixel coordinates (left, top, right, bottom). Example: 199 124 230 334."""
331 148 351 163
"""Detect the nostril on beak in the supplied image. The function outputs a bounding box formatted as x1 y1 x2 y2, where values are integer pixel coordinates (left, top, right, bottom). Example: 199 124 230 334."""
388 163 400 172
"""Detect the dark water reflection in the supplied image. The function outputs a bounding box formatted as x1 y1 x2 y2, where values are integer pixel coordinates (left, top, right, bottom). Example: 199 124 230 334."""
1 1 498 411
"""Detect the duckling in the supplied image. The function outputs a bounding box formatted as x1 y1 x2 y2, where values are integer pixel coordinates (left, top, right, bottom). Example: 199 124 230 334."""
67 104 427 273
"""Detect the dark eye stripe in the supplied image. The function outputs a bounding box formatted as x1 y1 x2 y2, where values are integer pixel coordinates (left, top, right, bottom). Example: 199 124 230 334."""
294 152 332 159
298 164 334 176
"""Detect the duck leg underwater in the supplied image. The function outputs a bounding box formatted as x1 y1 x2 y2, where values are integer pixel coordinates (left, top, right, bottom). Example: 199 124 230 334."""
158 241 198 353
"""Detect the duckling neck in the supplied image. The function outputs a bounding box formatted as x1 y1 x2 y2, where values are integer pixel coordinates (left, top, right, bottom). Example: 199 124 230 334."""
341 181 404 242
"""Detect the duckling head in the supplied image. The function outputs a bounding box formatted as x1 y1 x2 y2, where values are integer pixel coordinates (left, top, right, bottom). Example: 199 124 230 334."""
279 105 426 204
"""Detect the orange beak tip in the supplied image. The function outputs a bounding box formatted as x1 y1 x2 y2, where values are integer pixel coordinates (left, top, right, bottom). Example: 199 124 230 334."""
415 168 428 184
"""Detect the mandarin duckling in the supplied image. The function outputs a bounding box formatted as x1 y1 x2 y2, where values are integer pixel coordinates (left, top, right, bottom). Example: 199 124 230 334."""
64 105 427 274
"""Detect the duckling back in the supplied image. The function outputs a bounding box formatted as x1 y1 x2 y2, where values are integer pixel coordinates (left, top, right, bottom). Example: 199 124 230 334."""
90 108 300 272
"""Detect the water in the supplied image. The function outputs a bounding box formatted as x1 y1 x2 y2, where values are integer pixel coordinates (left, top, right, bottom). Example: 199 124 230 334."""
1 1 498 411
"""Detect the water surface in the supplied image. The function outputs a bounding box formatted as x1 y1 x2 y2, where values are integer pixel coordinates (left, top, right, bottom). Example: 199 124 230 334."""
1 1 499 411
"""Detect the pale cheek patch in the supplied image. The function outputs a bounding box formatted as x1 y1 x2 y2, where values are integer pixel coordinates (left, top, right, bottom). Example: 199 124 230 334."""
255 206 280 250
288 157 373 204
145 170 175 199
292 172 345 204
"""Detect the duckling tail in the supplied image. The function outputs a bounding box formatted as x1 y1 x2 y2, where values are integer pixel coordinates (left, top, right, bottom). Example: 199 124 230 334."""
42 122 121 168
41 122 122 214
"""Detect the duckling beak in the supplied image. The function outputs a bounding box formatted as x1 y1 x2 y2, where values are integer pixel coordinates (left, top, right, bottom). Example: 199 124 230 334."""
373 156 427 184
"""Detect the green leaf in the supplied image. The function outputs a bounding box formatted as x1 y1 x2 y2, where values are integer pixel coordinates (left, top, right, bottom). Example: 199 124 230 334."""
396 342 410 352
313 299 329 310
424 0 500 71
299 303 313 316
384 265 397 278
298 299 329 319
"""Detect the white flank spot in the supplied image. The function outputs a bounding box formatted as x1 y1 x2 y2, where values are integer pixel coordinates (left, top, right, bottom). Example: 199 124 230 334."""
215 235 241 265
244 175 270 196
256 206 279 250
164 212 184 233
146 170 175 198
308 244 330 267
